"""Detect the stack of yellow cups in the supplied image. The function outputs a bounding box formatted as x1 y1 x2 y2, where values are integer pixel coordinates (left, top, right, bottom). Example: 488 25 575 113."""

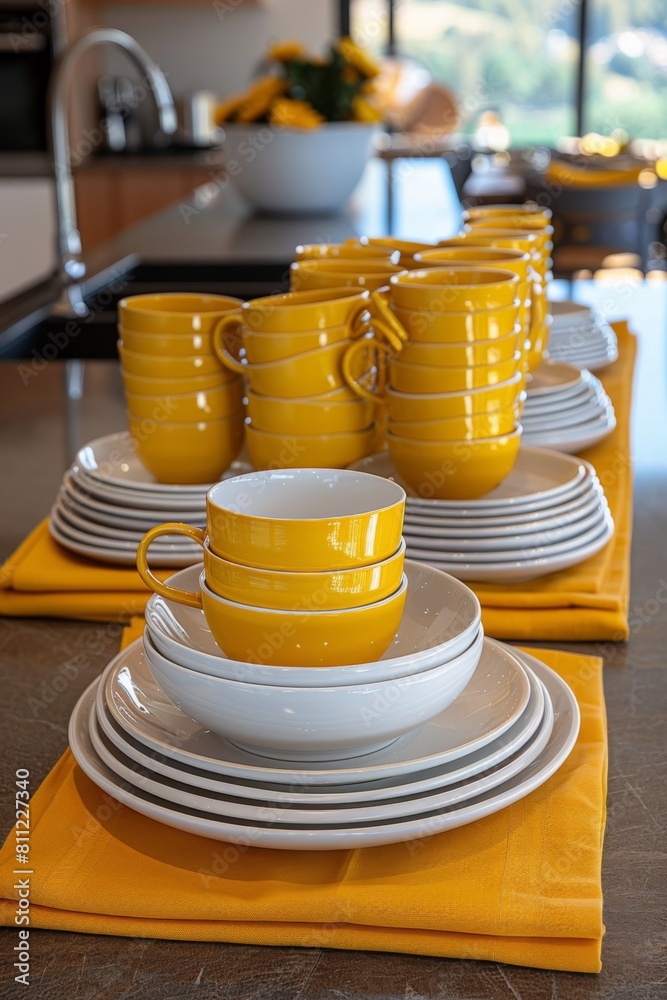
343 267 525 499
213 288 388 470
117 293 245 485
290 243 403 292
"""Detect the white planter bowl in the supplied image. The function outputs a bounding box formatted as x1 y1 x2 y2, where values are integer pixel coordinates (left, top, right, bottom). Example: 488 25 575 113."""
222 122 377 215
143 627 483 760
145 559 482 686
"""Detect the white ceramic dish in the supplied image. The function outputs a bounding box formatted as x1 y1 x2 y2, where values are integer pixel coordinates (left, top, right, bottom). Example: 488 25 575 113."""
49 511 200 569
522 398 612 432
56 495 199 546
145 559 482 686
51 504 199 554
70 467 209 513
89 671 554 824
64 473 207 529
549 300 592 329
76 432 213 492
94 666 546 804
349 448 591 514
406 511 614 582
522 412 616 454
101 636 530 785
526 360 584 397
142 627 484 759
69 647 580 849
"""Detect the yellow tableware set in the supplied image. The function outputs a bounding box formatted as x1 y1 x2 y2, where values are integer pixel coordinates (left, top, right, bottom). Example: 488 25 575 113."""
117 293 245 485
213 287 407 470
137 468 408 667
343 266 525 500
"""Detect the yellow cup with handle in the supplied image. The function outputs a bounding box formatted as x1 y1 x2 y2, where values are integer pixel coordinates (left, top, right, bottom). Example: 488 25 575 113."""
119 292 242 334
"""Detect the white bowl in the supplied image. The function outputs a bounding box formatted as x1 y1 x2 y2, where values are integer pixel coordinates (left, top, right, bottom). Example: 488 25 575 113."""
222 122 377 215
145 559 482 686
143 626 483 760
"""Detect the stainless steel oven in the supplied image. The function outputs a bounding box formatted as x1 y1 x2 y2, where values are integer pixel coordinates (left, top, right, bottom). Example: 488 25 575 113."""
0 2 67 153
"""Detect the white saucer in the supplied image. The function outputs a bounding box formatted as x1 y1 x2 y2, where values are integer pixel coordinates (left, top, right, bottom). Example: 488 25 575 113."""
68 647 580 850
526 361 584 397
56 496 199 547
522 412 616 454
65 472 207 527
71 468 208 513
49 510 201 568
101 637 531 785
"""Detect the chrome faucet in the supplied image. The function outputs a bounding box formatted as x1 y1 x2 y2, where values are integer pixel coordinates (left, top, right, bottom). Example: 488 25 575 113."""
49 27 177 316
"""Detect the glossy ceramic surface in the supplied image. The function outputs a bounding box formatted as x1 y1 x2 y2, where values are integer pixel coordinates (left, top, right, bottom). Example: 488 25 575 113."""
389 267 519 312
245 423 376 471
121 370 234 396
385 373 524 422
125 380 244 422
216 338 352 398
145 559 482 685
49 510 200 568
396 329 521 368
127 411 244 485
389 406 519 442
388 352 522 394
246 390 374 435
216 287 372 334
118 293 242 334
391 300 520 343
118 344 225 379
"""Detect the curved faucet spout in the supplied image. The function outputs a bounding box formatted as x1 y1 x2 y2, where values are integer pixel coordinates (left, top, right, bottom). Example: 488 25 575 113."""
49 27 177 288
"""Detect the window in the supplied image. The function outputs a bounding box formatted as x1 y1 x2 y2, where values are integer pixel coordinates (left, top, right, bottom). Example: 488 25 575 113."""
345 0 667 145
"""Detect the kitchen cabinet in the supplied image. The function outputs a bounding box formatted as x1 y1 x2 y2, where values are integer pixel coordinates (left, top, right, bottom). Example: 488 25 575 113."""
74 162 214 249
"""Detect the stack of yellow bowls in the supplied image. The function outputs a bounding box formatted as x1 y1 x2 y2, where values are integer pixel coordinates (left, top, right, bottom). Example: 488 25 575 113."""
343 266 525 500
213 288 384 470
117 293 245 485
136 469 408 668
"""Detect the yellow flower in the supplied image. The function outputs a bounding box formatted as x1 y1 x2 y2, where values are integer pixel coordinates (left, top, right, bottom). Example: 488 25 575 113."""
269 97 323 130
337 37 380 78
235 76 287 123
267 40 305 62
352 96 383 123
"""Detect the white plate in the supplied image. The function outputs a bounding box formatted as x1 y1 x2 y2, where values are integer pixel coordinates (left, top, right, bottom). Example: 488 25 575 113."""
89 672 554 825
51 503 200 554
49 512 201 568
406 511 614 582
549 300 592 329
526 361 583 397
404 502 607 553
523 374 604 412
69 647 579 850
95 665 545 805
101 637 530 785
405 506 608 561
57 495 200 546
350 448 590 513
146 560 482 687
548 351 618 373
64 473 206 530
71 468 209 513
402 485 604 536
522 412 616 454
523 399 613 433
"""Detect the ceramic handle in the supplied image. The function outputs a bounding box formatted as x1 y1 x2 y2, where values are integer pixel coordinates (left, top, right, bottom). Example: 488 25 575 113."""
136 523 205 609
213 312 247 374
343 336 395 402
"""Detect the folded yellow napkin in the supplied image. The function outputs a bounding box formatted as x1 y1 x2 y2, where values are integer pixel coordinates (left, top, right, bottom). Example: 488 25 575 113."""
0 631 606 974
471 322 635 641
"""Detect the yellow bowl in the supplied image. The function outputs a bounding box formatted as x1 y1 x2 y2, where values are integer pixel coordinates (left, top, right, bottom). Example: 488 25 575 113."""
390 406 517 441
415 246 531 282
398 329 521 368
355 237 439 267
467 218 555 240
119 293 242 334
386 374 524 422
291 259 402 293
204 537 406 611
241 321 364 365
463 204 552 228
200 573 408 666
388 426 522 500
246 423 376 471
127 411 244 485
203 468 406 571
216 339 354 399
391 300 520 343
224 287 372 334
390 353 521 394
246 390 375 435
125 381 245 422
118 343 225 379
295 242 400 262
121 370 231 396
387 373 525 422
119 326 218 358
389 267 519 312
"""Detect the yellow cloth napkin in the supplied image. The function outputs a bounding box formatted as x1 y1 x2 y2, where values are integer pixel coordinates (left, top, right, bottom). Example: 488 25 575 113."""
0 520 170 622
0 627 606 974
0 325 634 640
471 322 635 641
545 159 644 188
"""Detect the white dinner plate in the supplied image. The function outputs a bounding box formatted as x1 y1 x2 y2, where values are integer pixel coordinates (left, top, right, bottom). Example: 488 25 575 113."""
101 637 530 786
522 400 611 432
548 301 592 329
523 378 602 414
68 647 579 850
526 361 584 397
522 412 616 454
89 672 554 825
402 485 604 537
71 467 209 513
57 494 199 546
64 473 207 529
94 664 545 805
49 511 201 568
406 511 614 582
145 560 482 687
51 503 200 554
350 448 591 514
404 502 607 553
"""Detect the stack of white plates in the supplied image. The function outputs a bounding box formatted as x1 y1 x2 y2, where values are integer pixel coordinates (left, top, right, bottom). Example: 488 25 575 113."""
350 448 613 583
522 361 616 453
49 432 250 567
68 560 580 850
546 301 618 371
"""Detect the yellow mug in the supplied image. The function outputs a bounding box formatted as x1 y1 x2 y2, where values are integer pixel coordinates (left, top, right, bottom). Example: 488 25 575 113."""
463 203 552 229
390 300 520 343
121 369 234 396
128 411 244 485
245 423 377 471
397 329 521 368
389 405 518 441
295 242 400 262
246 390 374 435
351 237 438 269
386 372 525 422
119 326 219 358
125 380 245 423
290 258 403 293
118 343 227 379
388 267 519 312
119 293 242 335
